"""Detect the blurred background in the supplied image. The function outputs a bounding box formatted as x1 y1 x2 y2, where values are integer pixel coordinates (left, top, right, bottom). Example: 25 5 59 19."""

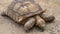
0 0 60 34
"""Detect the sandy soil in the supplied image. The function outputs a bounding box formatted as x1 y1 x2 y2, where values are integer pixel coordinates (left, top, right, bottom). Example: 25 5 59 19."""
0 0 60 34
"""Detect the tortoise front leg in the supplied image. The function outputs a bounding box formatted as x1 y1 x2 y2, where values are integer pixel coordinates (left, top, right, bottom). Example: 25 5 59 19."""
24 17 35 31
35 15 45 29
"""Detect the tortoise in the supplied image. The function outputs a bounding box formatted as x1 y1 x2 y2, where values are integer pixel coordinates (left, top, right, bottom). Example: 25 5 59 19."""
1 0 55 31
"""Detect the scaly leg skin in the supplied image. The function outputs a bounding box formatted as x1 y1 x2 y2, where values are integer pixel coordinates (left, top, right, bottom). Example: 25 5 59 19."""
35 15 45 30
24 17 35 32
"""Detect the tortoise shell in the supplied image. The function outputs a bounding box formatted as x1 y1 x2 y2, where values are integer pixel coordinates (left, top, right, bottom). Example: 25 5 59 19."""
2 0 43 23
7 0 43 17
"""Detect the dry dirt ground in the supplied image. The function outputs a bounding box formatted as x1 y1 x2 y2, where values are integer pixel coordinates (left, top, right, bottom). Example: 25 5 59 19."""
0 0 60 34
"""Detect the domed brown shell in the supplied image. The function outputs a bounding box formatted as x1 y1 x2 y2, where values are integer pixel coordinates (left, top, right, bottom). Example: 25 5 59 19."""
1 0 43 24
9 0 43 17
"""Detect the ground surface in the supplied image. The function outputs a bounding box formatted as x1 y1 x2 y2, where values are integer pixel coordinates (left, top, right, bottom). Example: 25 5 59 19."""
0 0 60 34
